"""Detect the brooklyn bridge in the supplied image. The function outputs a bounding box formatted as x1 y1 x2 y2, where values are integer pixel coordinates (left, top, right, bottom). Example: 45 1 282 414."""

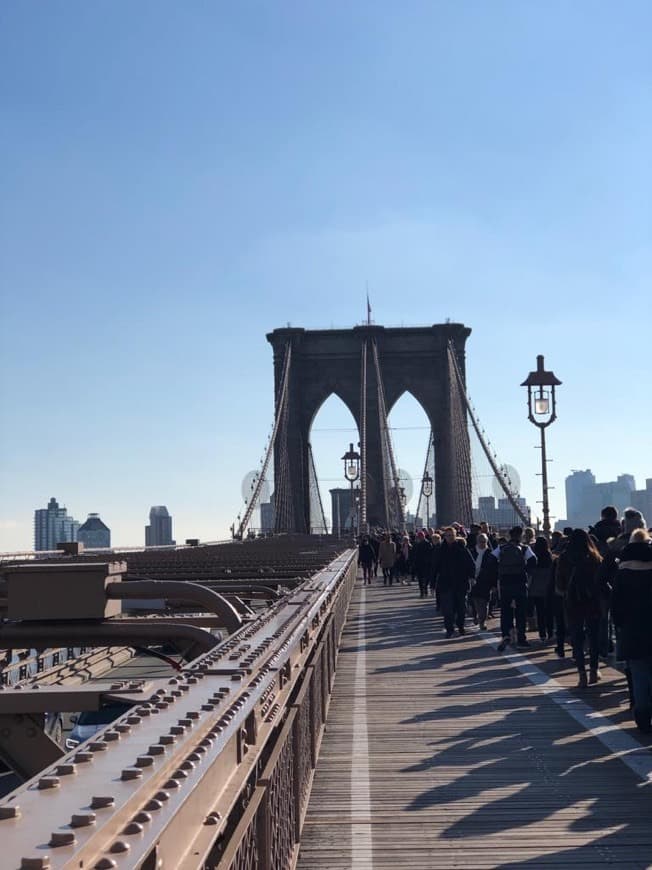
0 324 650 869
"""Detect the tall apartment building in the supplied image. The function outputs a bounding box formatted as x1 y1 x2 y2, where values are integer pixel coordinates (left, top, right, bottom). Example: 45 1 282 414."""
145 505 175 547
563 470 639 528
34 497 79 551
77 513 111 549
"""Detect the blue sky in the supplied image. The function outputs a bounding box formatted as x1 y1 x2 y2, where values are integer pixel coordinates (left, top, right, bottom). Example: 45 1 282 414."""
1 1 650 549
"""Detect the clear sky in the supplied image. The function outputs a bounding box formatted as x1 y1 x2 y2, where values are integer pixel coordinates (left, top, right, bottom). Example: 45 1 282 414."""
1 1 650 550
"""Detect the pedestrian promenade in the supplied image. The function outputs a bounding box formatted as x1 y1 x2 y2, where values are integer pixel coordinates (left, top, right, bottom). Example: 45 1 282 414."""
297 580 652 869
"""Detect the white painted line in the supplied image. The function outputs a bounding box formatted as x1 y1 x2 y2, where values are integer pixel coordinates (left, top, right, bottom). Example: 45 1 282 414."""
351 584 373 868
481 633 652 785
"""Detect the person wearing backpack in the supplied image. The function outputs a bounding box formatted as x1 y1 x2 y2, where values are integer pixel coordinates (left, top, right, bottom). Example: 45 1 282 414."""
494 526 537 651
556 528 607 688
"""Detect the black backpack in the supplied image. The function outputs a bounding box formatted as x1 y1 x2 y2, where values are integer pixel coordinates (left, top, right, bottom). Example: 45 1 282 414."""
498 542 526 577
567 560 598 605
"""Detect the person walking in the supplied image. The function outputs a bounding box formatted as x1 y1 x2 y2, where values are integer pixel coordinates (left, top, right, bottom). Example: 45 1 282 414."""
612 528 652 733
470 532 498 630
494 526 537 651
529 537 554 642
379 533 397 586
556 528 606 688
358 536 375 585
412 531 433 598
434 527 476 637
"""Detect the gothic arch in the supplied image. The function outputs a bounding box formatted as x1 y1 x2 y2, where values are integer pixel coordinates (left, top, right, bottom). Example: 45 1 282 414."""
267 323 472 531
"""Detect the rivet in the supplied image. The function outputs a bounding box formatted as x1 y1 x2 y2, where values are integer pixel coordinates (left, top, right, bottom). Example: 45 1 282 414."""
163 779 180 789
50 831 76 847
56 763 76 776
123 822 144 835
121 768 142 781
144 799 163 811
148 744 165 756
173 768 189 779
179 684 190 693
187 677 198 684
74 751 93 763
180 760 195 771
170 725 184 735
178 718 192 727
91 796 115 810
20 857 51 869
159 735 175 745
94 859 117 869
126 715 141 725
135 756 154 768
115 724 130 734
201 703 215 712
38 777 60 790
204 811 222 826
187 752 202 762
199 737 213 747
103 731 119 742
194 745 207 755
153 791 170 802
186 711 199 720
135 707 151 717
71 812 96 828
0 804 20 819
109 841 130 853
133 811 152 824
89 742 108 752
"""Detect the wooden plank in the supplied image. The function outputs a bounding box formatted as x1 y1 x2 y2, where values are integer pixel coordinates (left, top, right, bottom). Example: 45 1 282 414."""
297 580 652 868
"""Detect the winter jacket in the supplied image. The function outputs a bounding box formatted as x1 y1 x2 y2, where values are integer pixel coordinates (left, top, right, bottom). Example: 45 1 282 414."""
470 549 498 600
379 540 397 569
434 540 476 593
412 539 434 581
556 550 606 623
358 542 375 566
612 541 652 660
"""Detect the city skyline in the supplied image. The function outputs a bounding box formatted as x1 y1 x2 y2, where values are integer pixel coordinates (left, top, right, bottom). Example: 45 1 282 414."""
1 4 650 549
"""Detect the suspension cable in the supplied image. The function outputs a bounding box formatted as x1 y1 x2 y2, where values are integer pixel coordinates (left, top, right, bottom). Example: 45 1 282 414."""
447 341 528 525
236 341 292 538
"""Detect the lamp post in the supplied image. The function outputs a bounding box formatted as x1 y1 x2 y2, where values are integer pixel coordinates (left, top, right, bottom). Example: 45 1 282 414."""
421 470 433 528
521 355 561 539
342 442 361 539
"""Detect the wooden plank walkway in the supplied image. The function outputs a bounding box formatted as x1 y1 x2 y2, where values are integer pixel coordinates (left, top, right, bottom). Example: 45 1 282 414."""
297 580 652 869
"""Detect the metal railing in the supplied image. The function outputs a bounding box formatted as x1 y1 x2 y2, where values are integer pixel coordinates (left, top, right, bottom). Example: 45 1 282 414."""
0 548 358 869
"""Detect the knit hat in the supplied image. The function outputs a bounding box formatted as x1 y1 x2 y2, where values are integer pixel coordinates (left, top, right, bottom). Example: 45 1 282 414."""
623 508 646 535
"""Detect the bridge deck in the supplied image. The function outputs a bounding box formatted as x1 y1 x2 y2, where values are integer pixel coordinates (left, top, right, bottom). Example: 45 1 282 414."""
298 581 652 869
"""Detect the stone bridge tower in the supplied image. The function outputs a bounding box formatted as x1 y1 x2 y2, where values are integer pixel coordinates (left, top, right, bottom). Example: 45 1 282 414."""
267 323 472 533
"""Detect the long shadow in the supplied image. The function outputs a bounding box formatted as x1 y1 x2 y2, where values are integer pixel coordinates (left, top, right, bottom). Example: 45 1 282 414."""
349 584 652 867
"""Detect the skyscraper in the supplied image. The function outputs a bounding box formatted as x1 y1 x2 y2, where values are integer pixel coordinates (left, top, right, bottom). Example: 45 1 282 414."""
145 506 175 547
34 497 79 551
77 513 111 549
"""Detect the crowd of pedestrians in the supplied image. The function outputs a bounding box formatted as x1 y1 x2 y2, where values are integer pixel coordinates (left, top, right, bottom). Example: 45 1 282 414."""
357 506 652 734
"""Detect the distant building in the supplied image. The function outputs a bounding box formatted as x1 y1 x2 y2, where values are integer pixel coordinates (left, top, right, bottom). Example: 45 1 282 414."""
631 479 652 526
561 470 638 529
34 497 79 551
145 506 175 547
260 501 275 533
329 488 358 537
473 495 531 530
77 513 111 549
